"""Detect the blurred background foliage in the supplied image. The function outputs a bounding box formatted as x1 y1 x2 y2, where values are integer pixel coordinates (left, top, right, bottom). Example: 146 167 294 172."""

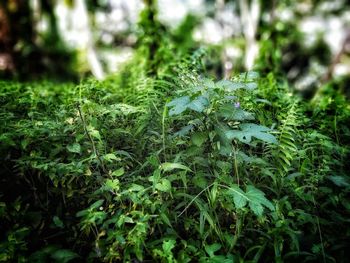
0 0 349 96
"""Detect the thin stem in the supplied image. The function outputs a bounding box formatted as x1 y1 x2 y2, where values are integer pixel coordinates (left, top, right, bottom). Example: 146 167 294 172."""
178 183 215 217
312 196 326 263
162 105 167 161
77 103 108 176
233 148 240 186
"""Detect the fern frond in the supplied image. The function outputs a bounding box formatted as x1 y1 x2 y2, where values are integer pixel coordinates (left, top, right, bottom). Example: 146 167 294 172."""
273 101 300 176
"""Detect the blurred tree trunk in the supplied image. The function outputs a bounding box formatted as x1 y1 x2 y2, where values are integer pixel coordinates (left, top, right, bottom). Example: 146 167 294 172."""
322 30 350 83
0 0 35 76
239 0 260 70
74 0 105 79
0 0 78 80
0 3 15 74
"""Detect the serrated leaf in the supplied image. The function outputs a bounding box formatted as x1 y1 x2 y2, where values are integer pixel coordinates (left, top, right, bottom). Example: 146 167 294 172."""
167 96 190 116
217 80 245 91
245 185 275 214
162 240 176 254
66 143 81 154
228 185 248 209
245 82 257 90
167 95 208 115
102 179 120 191
188 96 209 112
249 202 264 216
219 104 255 121
227 185 274 216
173 125 193 137
226 123 277 144
203 78 216 89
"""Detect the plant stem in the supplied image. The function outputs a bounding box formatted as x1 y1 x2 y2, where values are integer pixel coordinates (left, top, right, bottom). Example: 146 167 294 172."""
232 147 240 186
178 183 215 217
77 103 108 176
162 105 167 161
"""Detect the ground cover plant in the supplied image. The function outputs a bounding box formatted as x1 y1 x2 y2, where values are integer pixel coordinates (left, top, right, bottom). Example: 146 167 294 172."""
1 0 350 262
1 58 349 262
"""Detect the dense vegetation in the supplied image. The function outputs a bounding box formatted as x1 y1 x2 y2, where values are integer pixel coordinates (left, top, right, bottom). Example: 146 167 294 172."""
1 0 350 262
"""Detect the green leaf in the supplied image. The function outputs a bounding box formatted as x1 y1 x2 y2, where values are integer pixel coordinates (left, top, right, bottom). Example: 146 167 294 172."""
328 176 349 187
128 184 145 192
167 95 208 116
51 249 79 263
228 185 248 209
192 174 208 188
160 162 191 172
226 123 277 144
205 243 221 258
53 216 64 229
88 126 101 140
89 199 104 210
112 167 124 177
191 132 207 147
149 169 161 184
245 82 257 90
173 125 193 137
103 153 119 162
160 213 172 227
162 239 176 254
187 96 209 112
219 104 255 121
167 96 190 116
117 215 134 227
66 143 81 154
203 78 216 89
239 71 260 80
155 179 171 192
249 201 264 216
102 179 120 191
245 185 275 216
226 185 274 216
217 80 245 91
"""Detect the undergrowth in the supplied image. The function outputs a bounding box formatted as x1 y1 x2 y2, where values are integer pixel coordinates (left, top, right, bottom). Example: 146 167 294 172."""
0 53 349 263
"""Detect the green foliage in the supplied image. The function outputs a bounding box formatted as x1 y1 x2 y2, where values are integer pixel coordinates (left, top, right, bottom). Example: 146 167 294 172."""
0 56 349 263
273 101 300 176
